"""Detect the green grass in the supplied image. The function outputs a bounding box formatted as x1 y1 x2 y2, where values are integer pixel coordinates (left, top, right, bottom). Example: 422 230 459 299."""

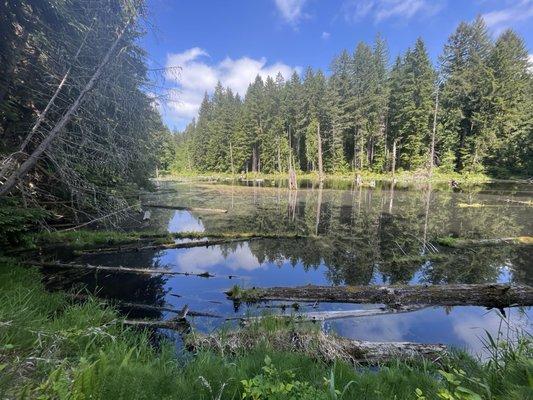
33 230 158 248
1 259 531 399
158 169 494 184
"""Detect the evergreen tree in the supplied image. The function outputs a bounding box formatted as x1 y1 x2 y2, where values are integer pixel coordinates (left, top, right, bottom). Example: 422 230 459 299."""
486 29 532 175
439 17 493 172
388 39 435 171
172 17 530 178
328 51 353 171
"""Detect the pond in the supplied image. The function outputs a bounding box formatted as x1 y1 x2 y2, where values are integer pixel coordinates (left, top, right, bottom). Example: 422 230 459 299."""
45 179 533 357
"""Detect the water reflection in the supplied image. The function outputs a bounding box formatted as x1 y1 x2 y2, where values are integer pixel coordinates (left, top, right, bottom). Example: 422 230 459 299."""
47 181 532 355
168 210 205 232
329 307 530 357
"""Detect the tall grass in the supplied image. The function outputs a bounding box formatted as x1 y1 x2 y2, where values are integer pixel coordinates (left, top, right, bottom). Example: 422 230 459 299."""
1 259 531 399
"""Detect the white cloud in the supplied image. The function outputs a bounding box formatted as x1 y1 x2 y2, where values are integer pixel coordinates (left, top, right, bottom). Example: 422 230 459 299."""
342 0 444 23
529 54 533 72
482 0 533 32
164 48 300 127
321 31 331 40
274 0 308 24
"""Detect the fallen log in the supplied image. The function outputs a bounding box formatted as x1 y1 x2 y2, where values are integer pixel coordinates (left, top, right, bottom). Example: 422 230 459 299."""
119 300 220 318
124 318 189 331
33 261 215 277
505 199 532 206
187 329 446 365
226 283 533 308
77 237 257 255
68 294 221 318
143 204 228 213
437 236 533 248
229 305 427 324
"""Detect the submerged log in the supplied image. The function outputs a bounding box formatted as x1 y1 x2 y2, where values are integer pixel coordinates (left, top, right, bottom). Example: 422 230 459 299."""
143 204 228 213
117 301 221 318
229 305 427 324
33 261 215 277
226 283 533 308
77 237 256 255
68 293 221 318
295 304 427 322
124 318 189 331
187 329 446 365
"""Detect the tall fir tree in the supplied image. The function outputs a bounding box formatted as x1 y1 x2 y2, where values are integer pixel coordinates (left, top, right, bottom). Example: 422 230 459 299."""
439 16 493 172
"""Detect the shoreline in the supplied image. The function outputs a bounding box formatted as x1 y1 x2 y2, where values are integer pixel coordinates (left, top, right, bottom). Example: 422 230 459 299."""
154 171 532 185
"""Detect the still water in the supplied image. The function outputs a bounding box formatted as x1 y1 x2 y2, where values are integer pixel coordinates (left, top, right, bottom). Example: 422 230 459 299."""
46 180 533 356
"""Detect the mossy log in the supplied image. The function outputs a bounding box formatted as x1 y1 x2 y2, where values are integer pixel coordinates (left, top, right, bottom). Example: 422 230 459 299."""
187 329 446 365
226 283 533 308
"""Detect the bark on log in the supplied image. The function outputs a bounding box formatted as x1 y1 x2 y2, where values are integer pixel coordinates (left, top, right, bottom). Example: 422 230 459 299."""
143 204 228 213
226 283 533 308
187 329 446 365
33 261 215 277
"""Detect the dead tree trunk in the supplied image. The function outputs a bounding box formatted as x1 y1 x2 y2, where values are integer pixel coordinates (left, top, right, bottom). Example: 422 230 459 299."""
229 142 235 176
226 283 533 308
0 29 91 180
317 121 324 181
429 87 439 176
0 13 135 196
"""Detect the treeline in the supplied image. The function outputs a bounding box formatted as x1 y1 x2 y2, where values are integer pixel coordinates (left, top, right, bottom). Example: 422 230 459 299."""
0 0 167 226
165 17 532 177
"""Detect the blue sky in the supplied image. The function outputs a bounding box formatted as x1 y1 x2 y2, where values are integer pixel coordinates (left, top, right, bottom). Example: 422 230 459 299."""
140 0 533 130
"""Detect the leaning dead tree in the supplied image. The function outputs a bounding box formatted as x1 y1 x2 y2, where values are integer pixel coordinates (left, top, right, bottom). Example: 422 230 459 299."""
0 6 138 197
226 283 533 308
1 1 166 228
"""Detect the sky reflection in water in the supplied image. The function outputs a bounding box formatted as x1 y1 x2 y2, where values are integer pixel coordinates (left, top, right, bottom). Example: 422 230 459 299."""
70 182 532 357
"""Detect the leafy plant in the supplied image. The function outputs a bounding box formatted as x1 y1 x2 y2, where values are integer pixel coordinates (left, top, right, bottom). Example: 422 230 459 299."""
240 356 327 400
416 368 488 400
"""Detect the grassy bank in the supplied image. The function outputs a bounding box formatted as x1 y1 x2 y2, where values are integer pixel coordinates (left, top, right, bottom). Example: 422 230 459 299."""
1 259 532 399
